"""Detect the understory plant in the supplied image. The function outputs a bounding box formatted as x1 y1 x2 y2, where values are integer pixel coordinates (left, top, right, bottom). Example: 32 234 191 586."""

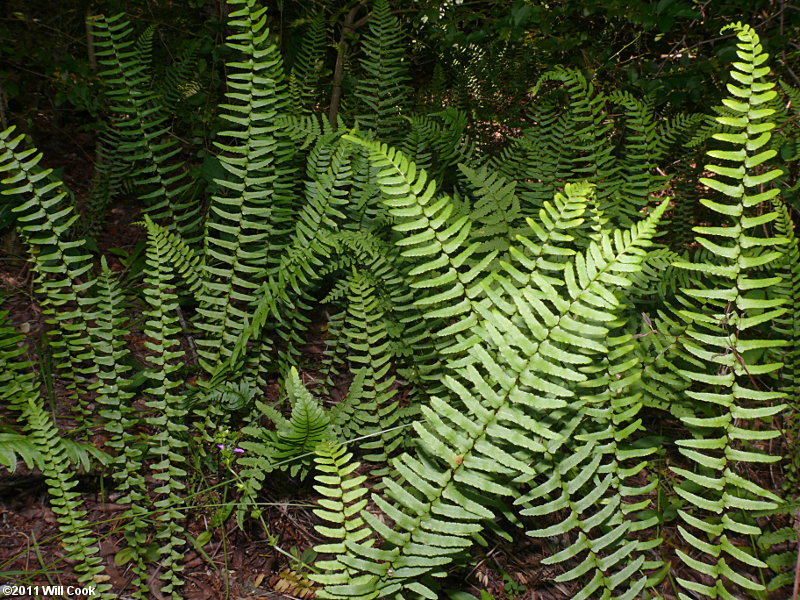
0 2 797 599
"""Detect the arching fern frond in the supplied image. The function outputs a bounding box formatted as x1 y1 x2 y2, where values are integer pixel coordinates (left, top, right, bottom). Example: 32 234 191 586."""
314 195 669 599
0 127 94 404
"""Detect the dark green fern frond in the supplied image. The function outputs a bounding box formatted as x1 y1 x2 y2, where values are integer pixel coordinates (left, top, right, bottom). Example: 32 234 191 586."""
0 127 95 404
459 163 524 261
351 0 411 142
92 14 202 243
607 91 667 225
289 13 327 115
85 258 150 597
154 42 201 114
774 201 800 495
524 67 618 217
330 269 401 471
141 215 189 599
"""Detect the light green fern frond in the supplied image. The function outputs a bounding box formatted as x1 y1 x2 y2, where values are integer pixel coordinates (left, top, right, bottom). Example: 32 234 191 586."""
198 0 297 380
667 23 789 600
314 192 668 599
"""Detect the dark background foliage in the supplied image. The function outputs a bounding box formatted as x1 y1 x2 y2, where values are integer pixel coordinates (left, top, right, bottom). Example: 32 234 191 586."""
3 0 800 132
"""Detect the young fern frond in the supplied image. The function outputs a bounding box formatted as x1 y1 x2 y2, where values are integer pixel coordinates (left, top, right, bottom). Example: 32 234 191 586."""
238 368 330 523
273 367 331 478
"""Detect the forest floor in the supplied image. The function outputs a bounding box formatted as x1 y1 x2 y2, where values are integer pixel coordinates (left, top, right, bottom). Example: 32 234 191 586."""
0 110 795 600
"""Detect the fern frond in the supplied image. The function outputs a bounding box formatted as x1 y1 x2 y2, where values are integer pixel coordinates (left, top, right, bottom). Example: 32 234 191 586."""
25 399 114 598
351 0 411 142
197 0 297 379
311 441 375 595
289 13 327 115
141 215 189 598
92 14 202 243
0 126 94 404
316 194 669 599
773 200 800 493
274 367 331 478
667 23 789 599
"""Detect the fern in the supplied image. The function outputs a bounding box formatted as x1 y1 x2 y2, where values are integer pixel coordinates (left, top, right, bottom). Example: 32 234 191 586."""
197 0 297 380
666 23 789 600
26 399 114 599
140 215 189 598
343 137 500 400
312 154 669 599
273 367 331 478
522 68 618 218
0 312 112 596
289 13 328 115
311 441 373 594
326 268 402 471
774 200 800 493
92 14 202 243
0 127 95 405
607 91 667 225
238 368 330 523
351 0 411 143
